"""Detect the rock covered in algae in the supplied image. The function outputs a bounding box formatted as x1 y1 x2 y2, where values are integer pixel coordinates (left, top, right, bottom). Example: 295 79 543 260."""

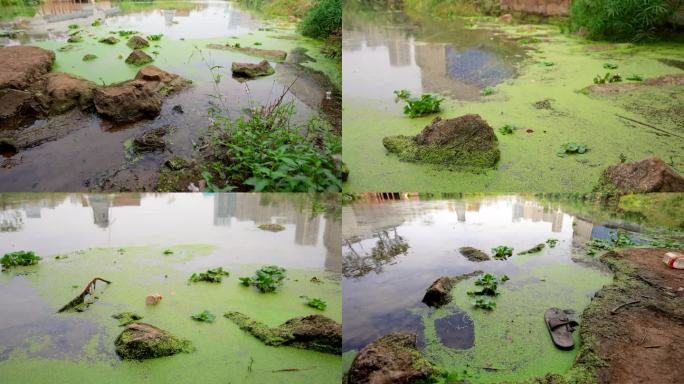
99 36 119 45
112 311 143 326
459 246 490 262
422 270 483 308
382 114 500 168
224 312 341 354
519 243 546 255
346 332 438 384
127 35 149 50
258 223 286 232
125 50 154 66
594 157 684 193
231 60 274 78
114 322 193 360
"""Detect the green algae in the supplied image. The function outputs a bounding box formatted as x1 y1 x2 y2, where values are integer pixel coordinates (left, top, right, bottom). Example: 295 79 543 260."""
0 244 342 383
112 312 144 326
342 17 684 192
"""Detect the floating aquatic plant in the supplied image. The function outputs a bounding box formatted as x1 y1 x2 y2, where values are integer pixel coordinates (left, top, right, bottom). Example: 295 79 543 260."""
546 238 559 247
68 24 79 29
480 86 495 96
1 250 41 269
491 246 513 260
603 63 619 70
147 34 163 41
189 267 230 283
239 265 287 293
557 143 588 157
541 60 555 66
593 72 622 84
626 74 643 81
472 297 496 310
163 249 174 255
191 310 216 323
498 124 517 135
393 89 442 118
302 296 327 310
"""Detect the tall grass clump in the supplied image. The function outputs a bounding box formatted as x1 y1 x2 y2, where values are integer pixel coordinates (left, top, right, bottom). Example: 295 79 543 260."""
299 0 342 39
570 0 681 42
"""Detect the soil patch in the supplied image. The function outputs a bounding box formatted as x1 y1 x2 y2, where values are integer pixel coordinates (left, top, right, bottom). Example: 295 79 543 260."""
595 157 684 193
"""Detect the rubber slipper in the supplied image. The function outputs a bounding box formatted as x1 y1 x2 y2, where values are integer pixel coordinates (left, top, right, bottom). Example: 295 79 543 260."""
545 308 578 350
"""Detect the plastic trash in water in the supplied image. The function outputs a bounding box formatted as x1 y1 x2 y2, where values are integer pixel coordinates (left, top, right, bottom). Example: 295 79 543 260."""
663 252 684 269
325 90 332 100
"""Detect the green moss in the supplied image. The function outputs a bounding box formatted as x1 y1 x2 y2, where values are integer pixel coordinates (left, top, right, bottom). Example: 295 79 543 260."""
112 312 143 326
224 311 291 346
382 135 500 168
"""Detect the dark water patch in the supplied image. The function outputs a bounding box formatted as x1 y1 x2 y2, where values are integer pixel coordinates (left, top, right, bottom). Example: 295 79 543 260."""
342 308 424 352
434 310 475 349
0 141 17 158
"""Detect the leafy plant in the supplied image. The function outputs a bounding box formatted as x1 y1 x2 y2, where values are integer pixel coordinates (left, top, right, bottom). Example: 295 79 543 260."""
254 41 262 46
239 265 287 293
519 37 541 44
480 86 495 96
603 63 618 70
570 0 678 42
68 24 79 29
557 143 588 157
302 296 327 310
189 267 230 283
491 246 513 260
1 250 41 269
585 238 613 255
626 74 643 81
546 239 559 248
541 61 555 67
469 273 501 295
473 297 496 310
147 34 162 41
163 249 174 255
650 239 684 248
191 310 216 323
611 231 636 247
91 18 102 27
117 30 139 37
298 0 341 40
593 72 622 84
498 124 517 135
393 90 442 118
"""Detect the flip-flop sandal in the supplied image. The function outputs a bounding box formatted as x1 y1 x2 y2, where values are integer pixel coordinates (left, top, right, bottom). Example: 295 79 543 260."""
545 308 579 350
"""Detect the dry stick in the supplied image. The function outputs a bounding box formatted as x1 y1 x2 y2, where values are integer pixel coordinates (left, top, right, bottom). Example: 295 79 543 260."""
58 277 112 313
610 300 640 315
272 367 316 373
616 114 684 139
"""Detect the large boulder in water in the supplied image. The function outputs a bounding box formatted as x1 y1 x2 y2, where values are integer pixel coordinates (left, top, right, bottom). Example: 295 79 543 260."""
422 271 483 308
383 114 500 167
127 36 150 50
134 65 191 95
595 157 684 193
231 60 275 78
0 89 35 129
346 332 438 384
0 46 55 90
38 72 98 114
114 322 193 360
125 50 154 66
94 80 162 122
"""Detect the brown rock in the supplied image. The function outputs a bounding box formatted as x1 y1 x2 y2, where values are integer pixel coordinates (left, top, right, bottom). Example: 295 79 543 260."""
416 114 496 147
127 36 149 50
282 314 342 354
422 271 483 308
0 46 55 90
134 65 190 94
597 157 684 193
125 50 154 66
231 60 275 78
346 333 437 384
94 80 162 122
40 72 97 114
498 13 514 23
0 88 35 129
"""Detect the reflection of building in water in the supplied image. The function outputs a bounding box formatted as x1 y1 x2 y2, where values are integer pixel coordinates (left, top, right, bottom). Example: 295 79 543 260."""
81 194 141 229
324 217 342 272
344 25 412 67
213 193 237 226
572 216 593 246
447 200 466 222
512 200 564 232
295 214 320 246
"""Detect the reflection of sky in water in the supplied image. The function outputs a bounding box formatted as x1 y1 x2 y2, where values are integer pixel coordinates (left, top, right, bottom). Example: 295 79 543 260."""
0 193 340 272
446 47 515 87
342 196 622 352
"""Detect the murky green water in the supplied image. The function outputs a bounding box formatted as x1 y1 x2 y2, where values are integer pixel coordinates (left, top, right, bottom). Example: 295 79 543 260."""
0 193 342 383
341 193 684 382
0 1 339 191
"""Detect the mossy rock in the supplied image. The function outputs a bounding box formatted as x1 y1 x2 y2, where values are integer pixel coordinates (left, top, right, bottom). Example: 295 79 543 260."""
125 50 154 66
258 223 286 232
112 312 143 326
82 54 97 62
114 322 193 360
459 246 490 261
231 60 274 78
383 115 500 168
99 36 119 45
67 35 83 43
127 35 150 50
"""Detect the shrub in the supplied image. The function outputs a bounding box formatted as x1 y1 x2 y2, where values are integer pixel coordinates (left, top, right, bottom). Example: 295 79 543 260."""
299 0 341 40
570 0 680 42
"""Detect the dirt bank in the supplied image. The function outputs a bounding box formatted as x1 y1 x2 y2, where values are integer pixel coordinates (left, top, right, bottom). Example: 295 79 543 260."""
538 248 684 384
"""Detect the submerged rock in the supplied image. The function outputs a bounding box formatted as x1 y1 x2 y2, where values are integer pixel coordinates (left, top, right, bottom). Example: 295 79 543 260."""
99 36 119 45
114 322 193 360
231 60 275 78
422 270 483 308
459 246 490 262
67 35 82 43
127 35 150 50
346 332 438 384
224 312 341 354
0 45 55 90
595 157 684 193
132 126 171 152
207 44 287 61
383 114 500 168
125 50 154 66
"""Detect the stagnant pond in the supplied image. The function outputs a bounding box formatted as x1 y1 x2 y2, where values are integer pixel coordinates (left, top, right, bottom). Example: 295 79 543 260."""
0 193 342 383
342 5 684 192
0 1 339 191
342 194 683 382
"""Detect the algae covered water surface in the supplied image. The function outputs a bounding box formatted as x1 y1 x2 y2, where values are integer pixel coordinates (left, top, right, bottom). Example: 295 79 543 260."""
341 193 684 382
0 193 342 383
342 5 684 192
0 1 340 191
